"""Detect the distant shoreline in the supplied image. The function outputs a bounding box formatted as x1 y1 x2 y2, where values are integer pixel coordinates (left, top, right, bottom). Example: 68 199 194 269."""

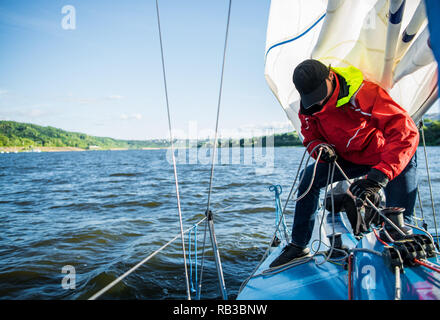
0 146 164 153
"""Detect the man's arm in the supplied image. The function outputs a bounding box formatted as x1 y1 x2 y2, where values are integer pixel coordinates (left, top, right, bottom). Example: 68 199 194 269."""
298 114 327 159
368 85 419 181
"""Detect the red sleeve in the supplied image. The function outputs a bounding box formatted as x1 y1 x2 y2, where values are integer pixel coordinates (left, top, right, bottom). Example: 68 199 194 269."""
367 85 419 180
298 113 326 159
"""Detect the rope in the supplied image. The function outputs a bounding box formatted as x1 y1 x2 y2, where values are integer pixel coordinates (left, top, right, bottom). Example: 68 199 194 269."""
199 0 232 301
373 228 389 246
333 161 407 237
188 224 198 295
238 143 397 292
420 120 440 246
197 218 208 300
88 217 207 300
205 0 232 212
283 144 324 209
414 259 440 273
263 144 325 265
416 186 428 230
316 161 336 265
155 0 191 300
404 223 440 255
269 185 289 242
238 148 333 291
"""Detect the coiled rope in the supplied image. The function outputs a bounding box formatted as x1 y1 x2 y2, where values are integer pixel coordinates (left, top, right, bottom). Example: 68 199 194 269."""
238 142 413 293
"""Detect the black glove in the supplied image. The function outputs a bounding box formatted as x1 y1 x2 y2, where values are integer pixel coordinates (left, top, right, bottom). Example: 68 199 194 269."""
319 145 337 162
349 169 388 201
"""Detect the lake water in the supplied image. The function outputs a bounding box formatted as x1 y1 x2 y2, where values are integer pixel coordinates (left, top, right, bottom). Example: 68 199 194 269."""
1 147 440 299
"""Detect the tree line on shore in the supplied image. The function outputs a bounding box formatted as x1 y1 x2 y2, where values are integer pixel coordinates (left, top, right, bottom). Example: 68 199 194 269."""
1 119 439 150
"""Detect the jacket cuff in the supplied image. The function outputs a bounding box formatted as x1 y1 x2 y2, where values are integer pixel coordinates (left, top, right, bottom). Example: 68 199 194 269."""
367 168 389 187
306 140 325 159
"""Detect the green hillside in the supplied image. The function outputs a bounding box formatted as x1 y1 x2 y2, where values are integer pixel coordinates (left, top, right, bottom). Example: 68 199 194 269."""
0 121 169 149
1 119 439 151
421 119 440 145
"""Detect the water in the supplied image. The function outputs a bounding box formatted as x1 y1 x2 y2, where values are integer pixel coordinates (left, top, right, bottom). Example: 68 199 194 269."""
1 147 439 300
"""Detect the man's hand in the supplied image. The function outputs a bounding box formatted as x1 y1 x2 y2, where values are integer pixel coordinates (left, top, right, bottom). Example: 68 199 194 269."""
349 179 381 201
319 145 337 162
349 169 389 201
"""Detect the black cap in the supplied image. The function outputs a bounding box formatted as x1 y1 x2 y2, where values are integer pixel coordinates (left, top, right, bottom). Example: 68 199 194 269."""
293 59 330 109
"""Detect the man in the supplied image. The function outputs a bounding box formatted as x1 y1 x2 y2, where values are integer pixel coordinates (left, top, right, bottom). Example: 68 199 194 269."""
270 59 419 268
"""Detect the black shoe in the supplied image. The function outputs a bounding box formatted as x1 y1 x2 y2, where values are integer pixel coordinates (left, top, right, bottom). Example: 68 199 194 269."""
269 243 310 268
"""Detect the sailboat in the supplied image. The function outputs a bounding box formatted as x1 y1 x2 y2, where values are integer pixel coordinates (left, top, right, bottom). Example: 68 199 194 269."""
88 0 440 301
236 0 440 300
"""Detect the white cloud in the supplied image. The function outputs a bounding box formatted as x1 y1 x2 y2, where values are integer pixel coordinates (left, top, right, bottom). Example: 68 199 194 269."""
120 113 143 120
0 89 8 96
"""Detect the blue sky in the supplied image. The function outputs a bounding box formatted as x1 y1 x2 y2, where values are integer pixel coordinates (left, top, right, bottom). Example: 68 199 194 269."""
0 0 291 140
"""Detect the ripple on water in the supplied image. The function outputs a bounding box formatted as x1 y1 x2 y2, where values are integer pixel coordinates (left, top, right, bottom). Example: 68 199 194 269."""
109 173 142 177
2 147 440 299
102 201 162 209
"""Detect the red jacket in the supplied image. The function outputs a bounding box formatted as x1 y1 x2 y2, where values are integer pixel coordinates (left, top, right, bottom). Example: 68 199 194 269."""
299 68 419 181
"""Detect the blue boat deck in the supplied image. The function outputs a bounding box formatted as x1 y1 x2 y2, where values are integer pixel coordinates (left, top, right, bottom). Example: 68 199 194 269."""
237 212 357 300
237 212 440 300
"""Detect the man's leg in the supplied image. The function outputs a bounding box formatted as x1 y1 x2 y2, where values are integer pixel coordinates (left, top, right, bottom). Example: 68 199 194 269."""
291 160 370 248
383 154 417 223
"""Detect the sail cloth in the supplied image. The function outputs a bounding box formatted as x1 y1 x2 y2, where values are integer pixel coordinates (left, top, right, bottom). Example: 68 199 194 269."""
265 0 438 139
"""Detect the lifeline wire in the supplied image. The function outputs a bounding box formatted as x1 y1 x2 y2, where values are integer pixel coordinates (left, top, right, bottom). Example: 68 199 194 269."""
155 0 191 300
88 217 206 300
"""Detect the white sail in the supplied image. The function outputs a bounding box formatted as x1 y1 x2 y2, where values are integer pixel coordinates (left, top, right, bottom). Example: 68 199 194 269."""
265 0 438 138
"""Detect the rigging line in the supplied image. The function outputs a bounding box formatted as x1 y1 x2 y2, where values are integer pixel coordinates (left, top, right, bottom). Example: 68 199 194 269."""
420 119 439 246
416 186 427 229
283 143 331 212
196 218 208 300
197 203 234 300
267 148 322 265
155 0 191 300
88 217 207 300
206 0 232 212
316 161 337 265
199 0 232 301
